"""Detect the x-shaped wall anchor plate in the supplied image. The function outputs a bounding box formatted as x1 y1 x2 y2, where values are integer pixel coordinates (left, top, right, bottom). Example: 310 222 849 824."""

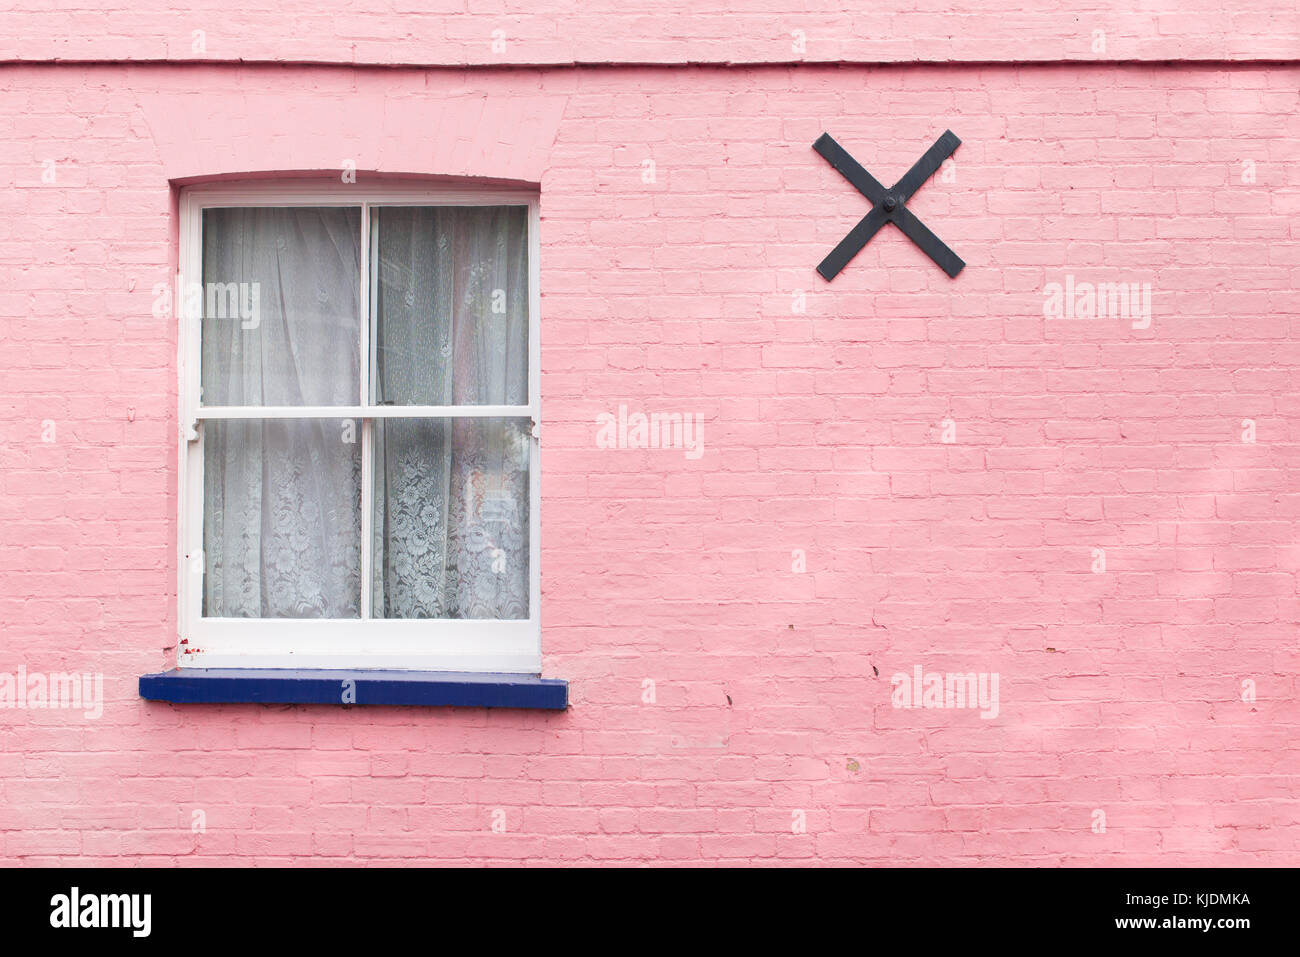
814 130 965 280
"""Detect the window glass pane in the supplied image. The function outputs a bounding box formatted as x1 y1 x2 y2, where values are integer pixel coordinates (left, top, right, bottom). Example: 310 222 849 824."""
371 206 528 406
203 418 362 618
201 206 361 406
372 417 530 619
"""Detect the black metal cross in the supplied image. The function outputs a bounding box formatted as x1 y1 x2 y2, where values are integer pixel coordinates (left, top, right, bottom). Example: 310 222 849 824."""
814 130 964 280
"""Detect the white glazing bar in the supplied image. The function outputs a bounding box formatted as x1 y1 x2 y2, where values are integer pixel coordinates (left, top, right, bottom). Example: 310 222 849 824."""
360 418 373 619
194 405 531 419
359 203 373 620
359 202 371 410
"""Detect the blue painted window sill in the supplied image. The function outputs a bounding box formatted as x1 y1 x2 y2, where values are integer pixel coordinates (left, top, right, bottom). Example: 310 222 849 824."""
139 668 568 710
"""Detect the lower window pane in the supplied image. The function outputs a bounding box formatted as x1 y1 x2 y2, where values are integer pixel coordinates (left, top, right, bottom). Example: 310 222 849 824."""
203 419 362 618
373 417 530 620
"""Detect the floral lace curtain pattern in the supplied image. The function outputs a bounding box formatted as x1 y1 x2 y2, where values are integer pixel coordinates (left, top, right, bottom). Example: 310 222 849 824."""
201 204 530 621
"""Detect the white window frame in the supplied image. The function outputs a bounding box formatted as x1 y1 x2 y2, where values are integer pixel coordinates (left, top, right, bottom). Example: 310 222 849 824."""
177 183 542 673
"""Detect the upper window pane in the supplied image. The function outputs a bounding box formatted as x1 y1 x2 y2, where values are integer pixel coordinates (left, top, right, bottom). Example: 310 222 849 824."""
201 206 361 406
371 206 529 406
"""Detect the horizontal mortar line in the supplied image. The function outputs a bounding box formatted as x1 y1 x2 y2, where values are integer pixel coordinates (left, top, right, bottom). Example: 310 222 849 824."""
1 56 1298 72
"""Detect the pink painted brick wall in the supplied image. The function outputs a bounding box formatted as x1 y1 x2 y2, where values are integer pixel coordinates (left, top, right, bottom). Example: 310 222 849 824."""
0 1 1297 63
1 45 1299 863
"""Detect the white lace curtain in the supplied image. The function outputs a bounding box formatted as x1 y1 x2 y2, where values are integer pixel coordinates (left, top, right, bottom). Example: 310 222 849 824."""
201 205 530 620
370 206 530 620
